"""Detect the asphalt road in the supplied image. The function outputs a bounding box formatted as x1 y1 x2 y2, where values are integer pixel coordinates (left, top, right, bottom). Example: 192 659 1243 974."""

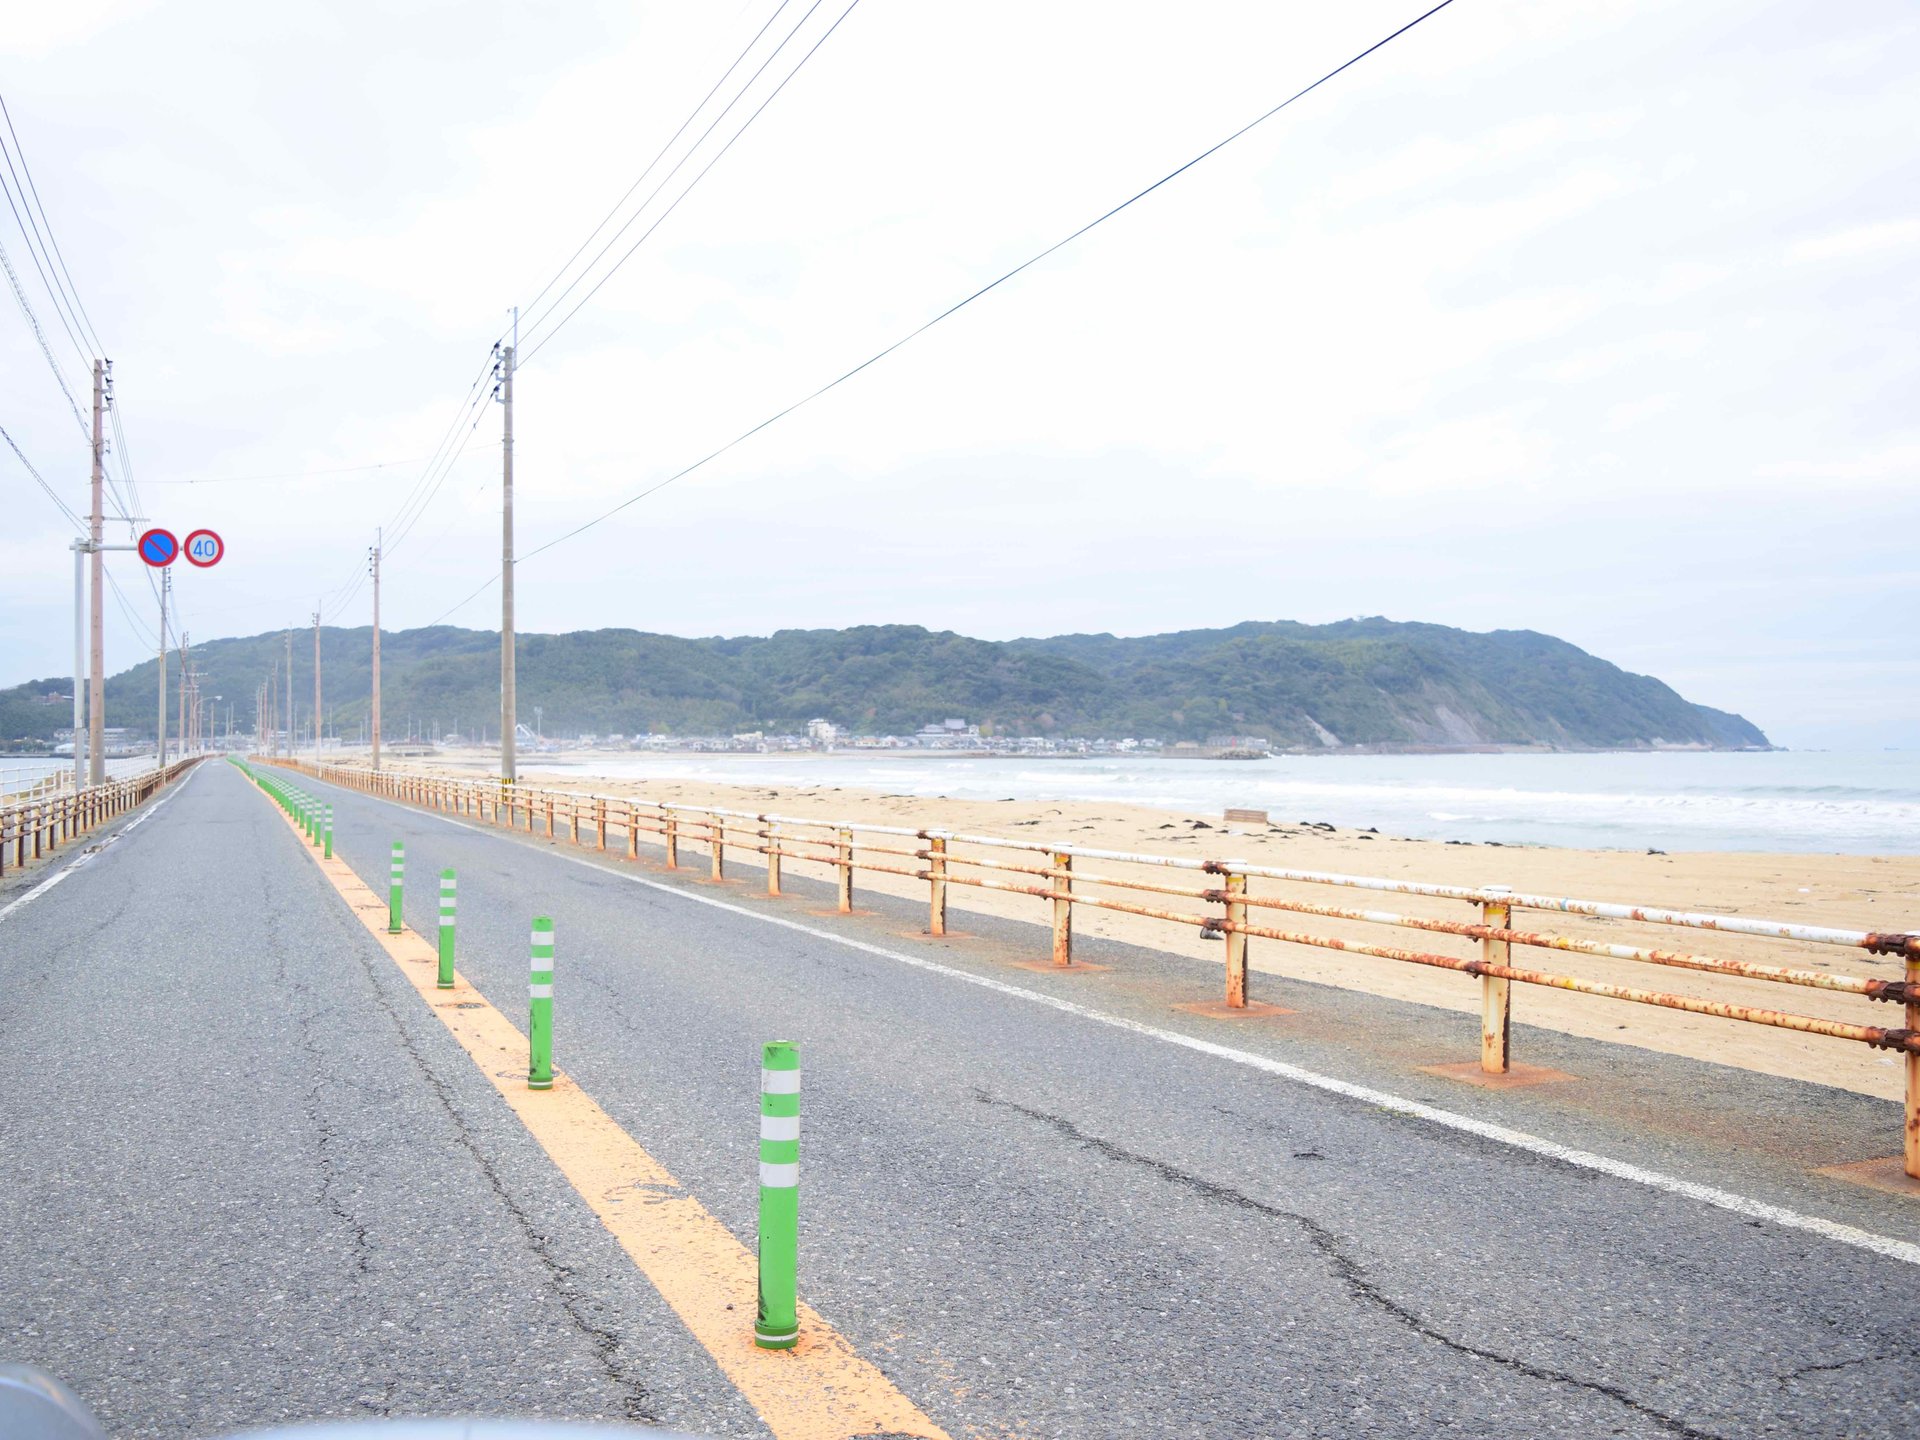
5 759 1919 1439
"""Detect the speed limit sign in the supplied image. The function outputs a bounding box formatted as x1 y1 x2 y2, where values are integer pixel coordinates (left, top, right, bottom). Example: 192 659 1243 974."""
183 529 225 567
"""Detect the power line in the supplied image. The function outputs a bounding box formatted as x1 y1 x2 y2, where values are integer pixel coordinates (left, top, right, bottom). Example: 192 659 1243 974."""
1 418 82 529
426 0 1458 623
519 0 795 322
381 361 500 556
532 3 1459 559
0 231 89 434
105 565 156 650
0 91 105 356
518 0 850 361
0 137 91 369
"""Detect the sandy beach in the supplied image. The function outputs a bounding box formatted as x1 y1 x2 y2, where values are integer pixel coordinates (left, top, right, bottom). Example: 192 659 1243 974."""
361 748 1920 1103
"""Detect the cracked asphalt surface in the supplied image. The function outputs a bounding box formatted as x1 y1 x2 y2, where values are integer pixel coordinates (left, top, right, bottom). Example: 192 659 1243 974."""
5 760 1919 1438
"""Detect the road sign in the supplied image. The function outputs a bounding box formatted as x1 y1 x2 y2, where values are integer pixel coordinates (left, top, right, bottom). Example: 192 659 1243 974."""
183 529 225 568
138 528 179 567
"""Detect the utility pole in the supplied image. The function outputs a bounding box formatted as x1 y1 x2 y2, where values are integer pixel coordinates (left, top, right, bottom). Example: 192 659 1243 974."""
283 632 293 760
312 608 322 761
499 315 517 786
156 568 169 765
88 360 106 785
178 636 189 760
370 533 383 772
266 655 275 755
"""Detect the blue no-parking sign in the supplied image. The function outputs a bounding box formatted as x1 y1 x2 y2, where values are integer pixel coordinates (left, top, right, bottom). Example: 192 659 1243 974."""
138 528 179 566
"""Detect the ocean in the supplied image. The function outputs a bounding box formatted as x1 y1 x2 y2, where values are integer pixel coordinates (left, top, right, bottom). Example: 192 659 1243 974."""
520 749 1920 856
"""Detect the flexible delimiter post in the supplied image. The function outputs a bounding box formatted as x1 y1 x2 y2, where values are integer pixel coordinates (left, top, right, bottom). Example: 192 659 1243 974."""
388 841 404 934
437 869 456 990
756 1040 800 1349
528 917 554 1090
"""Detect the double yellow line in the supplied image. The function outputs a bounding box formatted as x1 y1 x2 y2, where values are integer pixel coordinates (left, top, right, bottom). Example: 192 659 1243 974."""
268 796 948 1440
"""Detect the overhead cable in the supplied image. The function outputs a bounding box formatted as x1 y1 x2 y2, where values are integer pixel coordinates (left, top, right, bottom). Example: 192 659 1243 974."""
518 0 853 362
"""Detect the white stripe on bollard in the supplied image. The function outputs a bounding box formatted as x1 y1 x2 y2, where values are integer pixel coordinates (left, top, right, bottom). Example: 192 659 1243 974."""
759 1161 799 1188
529 982 553 998
761 1068 802 1094
760 1114 800 1142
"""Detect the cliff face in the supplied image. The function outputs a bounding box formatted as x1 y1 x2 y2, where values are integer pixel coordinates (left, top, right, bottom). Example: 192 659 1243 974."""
0 617 1769 750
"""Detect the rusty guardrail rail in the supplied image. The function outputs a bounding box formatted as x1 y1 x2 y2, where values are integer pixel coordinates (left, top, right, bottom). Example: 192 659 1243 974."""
261 756 1920 1179
0 756 203 878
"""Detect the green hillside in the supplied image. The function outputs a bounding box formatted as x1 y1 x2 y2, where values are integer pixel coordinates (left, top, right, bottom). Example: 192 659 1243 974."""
0 618 1769 751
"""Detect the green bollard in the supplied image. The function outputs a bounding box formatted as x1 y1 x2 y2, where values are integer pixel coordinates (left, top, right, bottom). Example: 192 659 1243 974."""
755 1041 801 1350
437 869 456 989
323 804 333 860
388 841 405 934
528 917 554 1089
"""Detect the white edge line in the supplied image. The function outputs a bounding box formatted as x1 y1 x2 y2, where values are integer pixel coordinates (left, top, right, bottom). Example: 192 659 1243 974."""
313 774 1920 1269
0 765 201 925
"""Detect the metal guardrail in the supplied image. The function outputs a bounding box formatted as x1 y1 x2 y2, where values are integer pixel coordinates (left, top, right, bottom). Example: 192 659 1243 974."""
263 756 1920 1179
0 757 203 877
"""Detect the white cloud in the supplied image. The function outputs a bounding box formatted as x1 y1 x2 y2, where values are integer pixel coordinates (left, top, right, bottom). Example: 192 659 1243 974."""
1786 217 1920 263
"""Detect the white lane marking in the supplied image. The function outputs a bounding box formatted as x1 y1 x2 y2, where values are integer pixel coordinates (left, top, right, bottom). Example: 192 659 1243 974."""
0 766 201 925
330 782 1920 1268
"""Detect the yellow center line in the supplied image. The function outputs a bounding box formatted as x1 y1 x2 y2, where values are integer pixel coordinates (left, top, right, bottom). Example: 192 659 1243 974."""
266 796 950 1440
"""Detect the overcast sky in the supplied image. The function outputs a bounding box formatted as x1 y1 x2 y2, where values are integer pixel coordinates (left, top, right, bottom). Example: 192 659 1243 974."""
2 0 1914 748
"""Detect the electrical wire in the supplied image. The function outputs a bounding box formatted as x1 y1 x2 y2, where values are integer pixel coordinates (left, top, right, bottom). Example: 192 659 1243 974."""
0 92 105 356
519 0 794 322
1 418 83 529
0 138 91 369
496 1 1460 579
0 231 89 434
517 0 848 361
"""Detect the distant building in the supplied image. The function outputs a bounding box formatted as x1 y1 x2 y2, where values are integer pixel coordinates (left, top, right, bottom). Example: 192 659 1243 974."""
806 718 838 746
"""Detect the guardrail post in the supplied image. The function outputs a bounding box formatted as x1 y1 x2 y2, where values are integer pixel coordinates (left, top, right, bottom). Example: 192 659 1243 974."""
438 869 456 989
836 827 853 912
626 802 639 861
595 798 607 853
928 834 948 936
665 811 679 868
544 795 555 840
710 814 725 882
764 818 782 896
1224 871 1248 1008
1480 885 1512 1074
755 1040 800 1350
1906 949 1919 1180
388 841 405 934
528 917 554 1089
1052 851 1073 966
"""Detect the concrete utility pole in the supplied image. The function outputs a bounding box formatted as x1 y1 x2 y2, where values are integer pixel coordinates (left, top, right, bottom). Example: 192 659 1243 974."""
312 608 322 760
370 533 382 772
88 360 105 785
156 568 169 765
283 632 293 759
499 317 517 786
178 637 189 761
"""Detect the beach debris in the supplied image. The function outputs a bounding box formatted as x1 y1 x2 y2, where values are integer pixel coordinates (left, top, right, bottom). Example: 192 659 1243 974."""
1190 820 1213 830
1648 848 1668 856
